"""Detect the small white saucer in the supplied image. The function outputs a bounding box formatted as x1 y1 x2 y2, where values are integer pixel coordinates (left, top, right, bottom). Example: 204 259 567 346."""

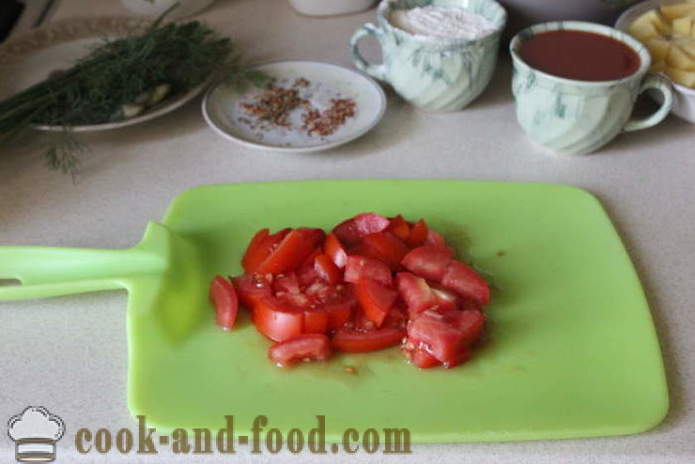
202 60 387 152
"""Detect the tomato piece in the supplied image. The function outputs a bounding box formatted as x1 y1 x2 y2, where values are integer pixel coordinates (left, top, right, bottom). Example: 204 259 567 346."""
407 309 485 364
443 347 473 369
252 296 304 342
241 229 269 272
441 260 490 306
382 305 407 330
425 229 448 248
387 215 411 242
272 272 301 295
302 247 323 266
401 246 454 281
354 278 398 328
302 281 355 329
360 232 410 270
332 327 406 353
396 272 436 317
232 274 272 309
242 228 291 273
209 276 239 330
296 262 320 286
256 228 325 275
269 334 332 367
314 254 343 284
406 219 429 247
344 256 392 286
324 299 355 329
324 233 348 268
403 342 441 369
332 213 390 246
303 309 329 334
430 285 460 312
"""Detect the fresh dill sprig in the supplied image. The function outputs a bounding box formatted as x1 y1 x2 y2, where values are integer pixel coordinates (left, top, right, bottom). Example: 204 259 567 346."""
0 18 259 175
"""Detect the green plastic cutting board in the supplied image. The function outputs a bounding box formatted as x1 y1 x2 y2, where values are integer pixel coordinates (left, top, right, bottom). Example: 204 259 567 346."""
0 180 668 442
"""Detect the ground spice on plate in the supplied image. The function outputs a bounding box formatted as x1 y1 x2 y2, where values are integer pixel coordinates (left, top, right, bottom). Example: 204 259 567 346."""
239 78 356 138
241 84 307 128
302 98 356 137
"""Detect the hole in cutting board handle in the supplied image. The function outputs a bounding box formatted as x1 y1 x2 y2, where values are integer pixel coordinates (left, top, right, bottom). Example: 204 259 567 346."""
0 279 21 287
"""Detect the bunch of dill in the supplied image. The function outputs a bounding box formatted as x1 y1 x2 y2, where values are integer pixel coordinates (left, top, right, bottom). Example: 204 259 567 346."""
0 16 265 175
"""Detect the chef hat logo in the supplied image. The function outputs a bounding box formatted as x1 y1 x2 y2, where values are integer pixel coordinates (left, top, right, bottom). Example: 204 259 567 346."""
7 407 65 463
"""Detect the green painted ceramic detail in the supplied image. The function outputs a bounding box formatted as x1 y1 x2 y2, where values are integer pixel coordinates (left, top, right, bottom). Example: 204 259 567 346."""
351 0 507 111
0 180 668 442
510 21 673 156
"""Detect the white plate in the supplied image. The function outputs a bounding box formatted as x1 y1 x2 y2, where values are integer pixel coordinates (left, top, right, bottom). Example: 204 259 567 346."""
202 61 387 152
0 16 207 132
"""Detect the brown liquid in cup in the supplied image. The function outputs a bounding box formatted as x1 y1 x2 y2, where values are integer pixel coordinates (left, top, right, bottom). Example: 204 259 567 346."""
519 30 641 81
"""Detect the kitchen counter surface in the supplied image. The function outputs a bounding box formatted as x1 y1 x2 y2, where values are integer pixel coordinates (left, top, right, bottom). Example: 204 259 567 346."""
1 0 694 462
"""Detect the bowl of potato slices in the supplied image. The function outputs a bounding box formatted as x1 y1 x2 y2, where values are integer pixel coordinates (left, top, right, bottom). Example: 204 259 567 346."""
617 0 695 122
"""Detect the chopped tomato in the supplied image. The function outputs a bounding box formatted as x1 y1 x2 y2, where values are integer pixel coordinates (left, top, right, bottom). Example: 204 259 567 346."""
382 305 407 330
272 272 301 295
407 309 485 364
324 233 348 268
256 228 325 275
242 228 291 273
425 229 448 249
441 260 490 306
430 285 460 312
303 310 329 334
401 246 454 281
333 213 390 246
354 278 398 328
296 262 320 286
324 298 355 329
444 347 473 369
223 212 491 370
332 327 406 353
314 254 342 284
344 256 392 286
232 274 271 309
252 296 304 342
406 219 429 247
209 276 239 330
269 334 332 367
359 232 410 270
403 342 440 369
302 247 323 266
387 215 411 242
396 272 436 317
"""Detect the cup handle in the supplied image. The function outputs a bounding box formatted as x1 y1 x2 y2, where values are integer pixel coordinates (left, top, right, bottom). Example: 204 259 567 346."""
623 73 674 132
350 23 387 81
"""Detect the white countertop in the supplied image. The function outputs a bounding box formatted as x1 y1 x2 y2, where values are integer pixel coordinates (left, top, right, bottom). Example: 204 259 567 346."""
1 0 694 462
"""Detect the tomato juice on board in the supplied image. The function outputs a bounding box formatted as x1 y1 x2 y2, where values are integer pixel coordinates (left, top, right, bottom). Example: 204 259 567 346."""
519 30 641 81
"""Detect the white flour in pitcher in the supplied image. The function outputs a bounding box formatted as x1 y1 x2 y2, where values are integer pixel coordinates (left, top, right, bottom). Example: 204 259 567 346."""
389 5 495 40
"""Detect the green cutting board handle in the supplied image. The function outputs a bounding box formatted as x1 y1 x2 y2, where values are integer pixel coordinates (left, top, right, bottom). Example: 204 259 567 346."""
0 222 173 301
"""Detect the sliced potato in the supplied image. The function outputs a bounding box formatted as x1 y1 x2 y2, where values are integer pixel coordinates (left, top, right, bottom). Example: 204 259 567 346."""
629 10 666 40
666 67 695 87
673 15 694 35
679 37 695 56
646 37 672 61
660 3 695 20
667 44 695 70
629 3 695 88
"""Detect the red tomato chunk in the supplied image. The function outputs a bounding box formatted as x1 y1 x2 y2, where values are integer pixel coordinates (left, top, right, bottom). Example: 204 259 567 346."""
219 213 491 369
269 334 332 368
209 275 239 330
